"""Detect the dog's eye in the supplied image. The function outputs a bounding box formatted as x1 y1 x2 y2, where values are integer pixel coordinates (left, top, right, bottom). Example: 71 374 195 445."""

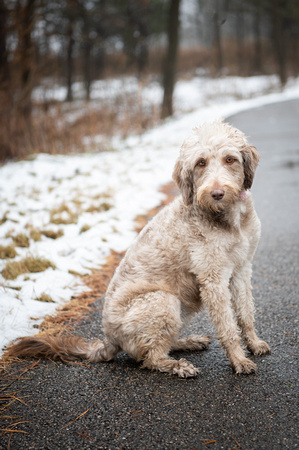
197 159 206 167
225 156 234 164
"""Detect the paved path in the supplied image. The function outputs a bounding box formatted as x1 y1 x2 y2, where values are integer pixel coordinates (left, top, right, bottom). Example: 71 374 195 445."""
1 100 298 449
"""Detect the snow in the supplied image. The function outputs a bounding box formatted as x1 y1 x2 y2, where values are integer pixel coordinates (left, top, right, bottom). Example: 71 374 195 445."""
1 74 299 353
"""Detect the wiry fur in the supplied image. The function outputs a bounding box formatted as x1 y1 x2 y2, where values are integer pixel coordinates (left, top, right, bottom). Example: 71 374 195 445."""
5 120 270 377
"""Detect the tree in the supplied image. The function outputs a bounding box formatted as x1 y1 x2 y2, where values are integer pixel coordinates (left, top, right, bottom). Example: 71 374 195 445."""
0 0 37 160
252 0 263 73
212 0 224 74
161 0 181 119
270 0 287 86
15 0 37 118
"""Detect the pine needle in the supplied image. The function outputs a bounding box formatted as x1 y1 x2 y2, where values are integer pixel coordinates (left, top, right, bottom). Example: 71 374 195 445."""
60 409 89 430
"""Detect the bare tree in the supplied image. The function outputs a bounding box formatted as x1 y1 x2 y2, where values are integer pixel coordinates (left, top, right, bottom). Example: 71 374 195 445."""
253 0 262 73
270 0 287 86
15 0 36 119
161 0 181 119
213 0 224 74
65 0 76 101
236 3 245 75
0 0 9 85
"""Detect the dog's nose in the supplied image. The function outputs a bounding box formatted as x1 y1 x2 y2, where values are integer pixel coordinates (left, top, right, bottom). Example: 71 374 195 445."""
211 189 225 200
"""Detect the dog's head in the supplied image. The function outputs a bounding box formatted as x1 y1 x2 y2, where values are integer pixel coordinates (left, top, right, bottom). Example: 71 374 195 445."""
172 120 259 211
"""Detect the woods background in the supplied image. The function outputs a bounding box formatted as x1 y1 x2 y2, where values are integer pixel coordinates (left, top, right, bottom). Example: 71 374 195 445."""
0 0 299 161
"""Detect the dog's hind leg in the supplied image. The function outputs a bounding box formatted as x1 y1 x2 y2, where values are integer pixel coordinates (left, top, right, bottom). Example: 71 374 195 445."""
171 334 211 352
116 290 199 377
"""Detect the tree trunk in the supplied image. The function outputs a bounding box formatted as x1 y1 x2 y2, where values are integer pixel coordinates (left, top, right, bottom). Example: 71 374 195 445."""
0 0 8 84
16 0 36 119
161 0 180 119
0 0 12 160
83 40 92 101
66 18 75 102
213 5 223 74
236 6 245 76
252 2 262 74
271 0 287 86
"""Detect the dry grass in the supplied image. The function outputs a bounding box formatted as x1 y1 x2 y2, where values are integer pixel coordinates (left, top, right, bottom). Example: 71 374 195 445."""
11 234 30 248
0 212 9 225
35 293 55 303
0 82 161 161
85 202 112 214
2 256 55 280
0 246 17 259
29 229 42 241
41 229 64 239
80 225 91 234
50 204 78 225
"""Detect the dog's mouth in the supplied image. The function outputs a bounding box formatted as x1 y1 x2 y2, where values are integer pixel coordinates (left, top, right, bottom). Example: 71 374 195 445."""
196 185 239 212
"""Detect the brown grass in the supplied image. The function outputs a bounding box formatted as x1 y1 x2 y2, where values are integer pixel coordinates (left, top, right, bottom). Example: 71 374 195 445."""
29 228 42 241
0 82 161 161
11 234 30 248
35 293 55 303
41 229 64 239
0 246 17 259
80 225 91 234
2 256 55 280
50 204 78 225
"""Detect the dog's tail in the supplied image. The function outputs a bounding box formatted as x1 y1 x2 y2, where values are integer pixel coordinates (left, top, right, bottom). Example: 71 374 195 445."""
3 334 119 363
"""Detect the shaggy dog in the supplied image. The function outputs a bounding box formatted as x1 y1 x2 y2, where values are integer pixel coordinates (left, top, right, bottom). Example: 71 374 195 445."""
5 120 270 377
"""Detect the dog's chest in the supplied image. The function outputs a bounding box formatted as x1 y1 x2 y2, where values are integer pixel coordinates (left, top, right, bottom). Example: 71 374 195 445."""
189 226 253 276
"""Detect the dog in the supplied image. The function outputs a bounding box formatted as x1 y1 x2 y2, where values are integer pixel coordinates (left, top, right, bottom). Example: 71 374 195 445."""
5 120 270 377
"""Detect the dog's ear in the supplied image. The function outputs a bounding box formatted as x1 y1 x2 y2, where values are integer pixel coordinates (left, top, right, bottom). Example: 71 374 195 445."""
172 159 193 205
241 145 260 190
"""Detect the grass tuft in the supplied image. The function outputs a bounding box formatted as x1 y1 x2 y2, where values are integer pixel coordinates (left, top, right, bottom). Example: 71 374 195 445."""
0 211 9 225
80 225 91 233
12 234 30 248
29 229 42 241
35 293 55 303
50 204 78 225
85 202 112 213
2 256 56 280
0 245 17 259
41 229 64 239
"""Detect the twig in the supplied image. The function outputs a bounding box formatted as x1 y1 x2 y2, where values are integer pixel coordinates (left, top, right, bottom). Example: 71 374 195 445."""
231 436 242 448
0 429 29 434
60 409 89 430
202 439 217 445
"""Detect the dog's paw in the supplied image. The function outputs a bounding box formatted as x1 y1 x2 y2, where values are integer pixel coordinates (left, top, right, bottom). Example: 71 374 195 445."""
172 358 199 378
247 340 271 356
232 358 257 375
192 334 211 350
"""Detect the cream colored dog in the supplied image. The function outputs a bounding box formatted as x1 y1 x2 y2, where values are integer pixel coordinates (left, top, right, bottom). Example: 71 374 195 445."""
6 121 270 377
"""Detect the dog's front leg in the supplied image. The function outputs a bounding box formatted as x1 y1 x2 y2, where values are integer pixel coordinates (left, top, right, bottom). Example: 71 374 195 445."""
199 275 257 374
230 265 270 356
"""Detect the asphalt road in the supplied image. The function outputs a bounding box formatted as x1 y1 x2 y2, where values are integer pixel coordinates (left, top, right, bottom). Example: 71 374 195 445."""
1 100 298 449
